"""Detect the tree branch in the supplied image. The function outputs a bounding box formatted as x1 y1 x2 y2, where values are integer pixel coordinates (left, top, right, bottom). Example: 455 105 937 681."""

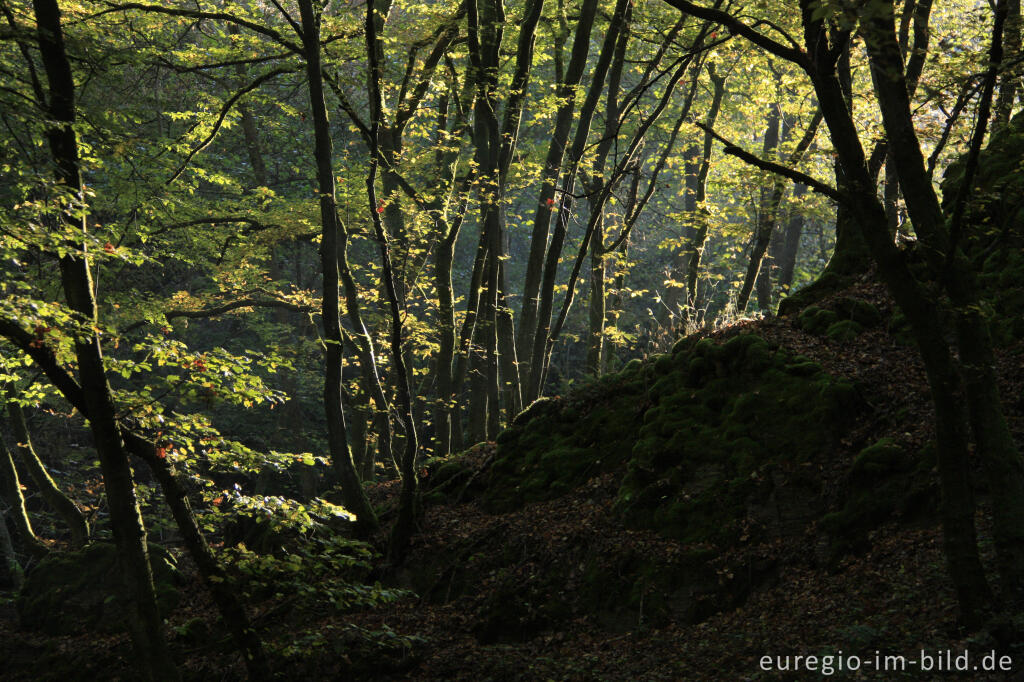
166 65 296 185
661 0 810 68
694 121 841 202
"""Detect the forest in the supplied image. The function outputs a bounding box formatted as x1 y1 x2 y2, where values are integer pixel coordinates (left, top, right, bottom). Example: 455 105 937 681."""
1 0 1023 678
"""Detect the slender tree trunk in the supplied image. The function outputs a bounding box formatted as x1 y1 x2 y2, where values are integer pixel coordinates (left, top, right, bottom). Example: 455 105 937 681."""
792 38 870 301
862 0 1024 604
737 102 783 312
466 0 506 438
544 52 692 380
584 3 632 375
883 151 901 236
362 0 422 562
123 435 270 679
496 262 521 421
527 0 630 402
0 435 47 558
739 109 822 312
993 0 1021 131
298 0 378 535
586 220 607 376
798 3 993 624
776 182 808 294
434 229 458 456
6 402 89 548
0 505 23 589
517 0 599 388
683 67 728 319
452 235 488 447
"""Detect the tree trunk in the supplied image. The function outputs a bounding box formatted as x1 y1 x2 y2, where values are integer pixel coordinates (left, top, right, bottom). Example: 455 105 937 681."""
527 0 630 402
362 0 422 562
6 402 89 548
452 235 489 447
0 504 23 589
297 0 378 535
862 0 1024 604
683 67 728 320
0 435 47 558
776 182 808 294
32 2 179 676
545 52 692 380
737 101 783 312
584 3 632 376
517 0 599 389
993 0 1021 131
801 3 993 624
738 109 822 312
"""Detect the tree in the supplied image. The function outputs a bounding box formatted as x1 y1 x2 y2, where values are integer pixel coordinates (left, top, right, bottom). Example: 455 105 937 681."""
663 0 1024 625
29 0 178 675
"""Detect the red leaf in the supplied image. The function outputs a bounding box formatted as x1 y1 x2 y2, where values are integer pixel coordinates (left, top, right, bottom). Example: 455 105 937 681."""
212 496 224 506
104 242 115 253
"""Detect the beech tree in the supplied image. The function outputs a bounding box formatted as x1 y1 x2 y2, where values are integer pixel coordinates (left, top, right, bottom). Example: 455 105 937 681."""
664 0 1024 624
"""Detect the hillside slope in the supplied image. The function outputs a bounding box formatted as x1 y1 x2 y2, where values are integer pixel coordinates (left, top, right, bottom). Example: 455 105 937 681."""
333 274 1024 681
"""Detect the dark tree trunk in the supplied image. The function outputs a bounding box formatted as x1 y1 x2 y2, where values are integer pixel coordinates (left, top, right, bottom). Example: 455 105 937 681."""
863 0 1024 604
739 109 821 313
683 67 728 320
362 0 423 562
527 0 631 402
517 0 599 390
32 0 179 675
993 0 1021 131
297 0 378 535
0 504 23 589
776 182 809 294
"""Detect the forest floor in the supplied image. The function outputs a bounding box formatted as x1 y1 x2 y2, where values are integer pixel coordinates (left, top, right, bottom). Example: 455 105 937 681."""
2 276 1024 680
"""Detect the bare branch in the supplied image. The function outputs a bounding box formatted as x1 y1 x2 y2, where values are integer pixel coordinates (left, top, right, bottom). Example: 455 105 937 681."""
694 121 841 202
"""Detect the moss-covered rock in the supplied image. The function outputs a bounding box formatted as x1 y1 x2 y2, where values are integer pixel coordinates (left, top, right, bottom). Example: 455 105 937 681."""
941 111 1024 345
826 319 864 342
615 335 862 545
835 297 882 327
821 439 935 562
798 306 840 335
482 366 651 513
17 542 181 635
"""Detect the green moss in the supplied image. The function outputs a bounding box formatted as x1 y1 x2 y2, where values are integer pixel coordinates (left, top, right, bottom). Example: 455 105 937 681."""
940 113 1024 345
484 332 864 550
778 270 848 317
850 438 911 481
827 319 864 343
821 439 930 562
616 335 861 544
482 364 649 512
799 306 839 335
836 297 882 327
